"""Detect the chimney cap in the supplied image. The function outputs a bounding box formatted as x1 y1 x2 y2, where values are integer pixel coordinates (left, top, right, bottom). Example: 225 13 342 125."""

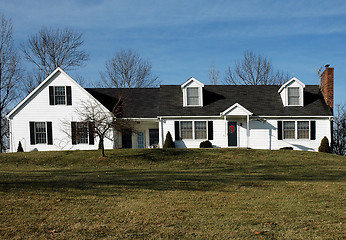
324 64 330 68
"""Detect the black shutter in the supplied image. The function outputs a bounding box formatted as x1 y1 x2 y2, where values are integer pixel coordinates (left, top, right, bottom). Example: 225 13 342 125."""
310 121 316 140
88 122 95 145
174 121 180 141
71 122 77 145
47 122 53 145
208 121 213 140
29 122 35 145
66 86 72 105
49 86 54 105
278 121 283 140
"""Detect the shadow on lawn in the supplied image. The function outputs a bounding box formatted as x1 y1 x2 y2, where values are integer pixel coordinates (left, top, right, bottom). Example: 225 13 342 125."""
0 166 344 193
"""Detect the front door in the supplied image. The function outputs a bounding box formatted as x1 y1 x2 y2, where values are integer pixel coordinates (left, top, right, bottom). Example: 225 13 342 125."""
228 121 237 147
122 133 132 148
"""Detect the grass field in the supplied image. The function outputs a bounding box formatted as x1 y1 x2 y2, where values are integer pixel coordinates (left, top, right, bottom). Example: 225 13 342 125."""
0 148 345 239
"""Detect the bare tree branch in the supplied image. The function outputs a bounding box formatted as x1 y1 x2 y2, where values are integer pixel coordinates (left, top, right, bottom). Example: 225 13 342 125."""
209 61 219 85
101 49 160 88
0 14 21 152
224 50 290 85
21 27 89 93
332 103 346 156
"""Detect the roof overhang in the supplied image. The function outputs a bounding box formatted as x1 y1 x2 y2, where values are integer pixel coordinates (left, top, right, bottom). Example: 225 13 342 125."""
220 103 253 116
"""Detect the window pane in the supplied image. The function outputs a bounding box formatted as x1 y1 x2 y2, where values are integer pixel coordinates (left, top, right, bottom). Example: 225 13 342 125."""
283 121 295 139
181 121 192 139
35 122 46 143
187 88 199 105
54 86 66 105
77 122 88 144
298 121 309 139
195 121 207 139
288 87 300 105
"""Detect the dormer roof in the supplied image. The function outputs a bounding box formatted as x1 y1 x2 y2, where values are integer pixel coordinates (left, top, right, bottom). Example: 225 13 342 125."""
278 77 305 93
181 77 204 88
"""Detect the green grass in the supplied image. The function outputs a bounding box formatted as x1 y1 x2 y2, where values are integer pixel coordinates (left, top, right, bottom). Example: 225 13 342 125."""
0 149 345 239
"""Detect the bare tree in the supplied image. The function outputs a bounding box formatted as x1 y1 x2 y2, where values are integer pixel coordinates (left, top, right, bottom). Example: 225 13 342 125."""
21 27 89 93
224 50 290 85
209 61 219 85
101 49 160 88
64 97 135 157
332 103 346 156
0 14 21 152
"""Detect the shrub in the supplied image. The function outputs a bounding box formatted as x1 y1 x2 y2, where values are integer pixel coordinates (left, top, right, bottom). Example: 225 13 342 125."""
280 147 293 150
318 136 331 153
17 141 24 152
200 140 213 148
163 131 175 148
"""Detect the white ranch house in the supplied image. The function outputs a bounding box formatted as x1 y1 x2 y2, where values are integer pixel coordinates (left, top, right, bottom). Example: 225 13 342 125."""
6 67 334 152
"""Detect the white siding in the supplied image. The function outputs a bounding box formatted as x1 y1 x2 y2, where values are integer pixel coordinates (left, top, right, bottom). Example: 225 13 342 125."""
8 71 113 152
161 117 331 151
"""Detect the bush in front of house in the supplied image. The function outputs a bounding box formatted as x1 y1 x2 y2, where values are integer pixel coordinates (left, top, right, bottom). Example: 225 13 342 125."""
17 141 24 152
280 147 293 150
163 131 175 148
199 140 213 148
318 136 331 153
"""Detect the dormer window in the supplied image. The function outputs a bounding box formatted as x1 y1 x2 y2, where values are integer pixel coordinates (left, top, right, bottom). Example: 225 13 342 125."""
288 87 300 105
187 87 200 105
181 77 204 107
278 77 305 107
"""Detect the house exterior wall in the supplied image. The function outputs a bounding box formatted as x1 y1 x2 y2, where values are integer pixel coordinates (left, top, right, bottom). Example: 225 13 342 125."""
161 117 331 151
8 71 113 152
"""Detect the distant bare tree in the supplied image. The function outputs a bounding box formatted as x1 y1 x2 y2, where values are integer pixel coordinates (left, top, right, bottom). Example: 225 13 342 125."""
0 14 21 152
63 97 135 157
21 27 89 93
101 49 160 88
332 103 346 156
224 50 290 85
209 61 219 85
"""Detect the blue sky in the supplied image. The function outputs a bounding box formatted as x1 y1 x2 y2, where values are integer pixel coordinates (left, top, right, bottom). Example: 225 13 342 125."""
1 0 346 104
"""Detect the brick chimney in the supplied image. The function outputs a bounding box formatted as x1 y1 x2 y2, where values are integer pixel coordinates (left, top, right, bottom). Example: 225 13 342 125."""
320 66 334 110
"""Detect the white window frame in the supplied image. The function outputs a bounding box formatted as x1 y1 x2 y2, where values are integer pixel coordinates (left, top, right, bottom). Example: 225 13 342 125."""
283 120 311 140
34 122 47 144
53 86 67 105
180 120 208 140
76 122 89 144
287 87 300 106
186 87 200 106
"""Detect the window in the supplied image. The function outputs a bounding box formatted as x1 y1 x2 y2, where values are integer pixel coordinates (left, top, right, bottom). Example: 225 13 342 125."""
54 86 66 105
283 121 295 139
288 87 300 105
187 88 199 105
195 121 207 139
71 122 94 145
298 121 309 139
35 122 47 144
181 121 193 139
49 86 72 105
76 122 88 144
149 129 159 146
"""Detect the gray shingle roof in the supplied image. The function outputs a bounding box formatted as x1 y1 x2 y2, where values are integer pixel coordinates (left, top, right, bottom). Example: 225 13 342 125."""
86 85 332 118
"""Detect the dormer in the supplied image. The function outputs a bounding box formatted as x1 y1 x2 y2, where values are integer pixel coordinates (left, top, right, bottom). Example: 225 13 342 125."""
181 77 204 107
278 77 305 107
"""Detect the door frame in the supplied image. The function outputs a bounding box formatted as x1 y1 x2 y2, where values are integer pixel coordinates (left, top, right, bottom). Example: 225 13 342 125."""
227 121 238 147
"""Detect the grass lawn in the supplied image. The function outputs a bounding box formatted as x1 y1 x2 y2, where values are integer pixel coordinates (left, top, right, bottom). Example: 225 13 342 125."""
0 148 345 239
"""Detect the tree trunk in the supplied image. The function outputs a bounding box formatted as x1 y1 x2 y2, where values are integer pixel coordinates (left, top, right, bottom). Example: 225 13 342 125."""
99 138 105 157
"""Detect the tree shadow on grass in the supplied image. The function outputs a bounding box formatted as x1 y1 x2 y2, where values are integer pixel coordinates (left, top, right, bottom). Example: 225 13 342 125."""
0 166 344 194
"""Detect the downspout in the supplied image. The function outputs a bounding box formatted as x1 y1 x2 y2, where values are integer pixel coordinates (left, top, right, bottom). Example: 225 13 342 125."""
247 115 250 148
